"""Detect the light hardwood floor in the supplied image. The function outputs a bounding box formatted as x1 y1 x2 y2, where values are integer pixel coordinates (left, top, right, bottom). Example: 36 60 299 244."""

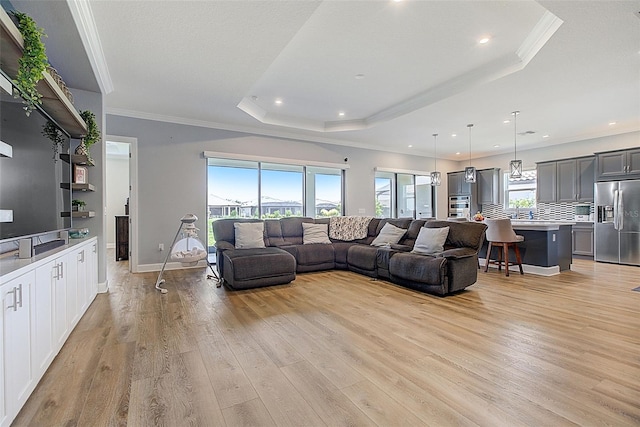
14 253 640 426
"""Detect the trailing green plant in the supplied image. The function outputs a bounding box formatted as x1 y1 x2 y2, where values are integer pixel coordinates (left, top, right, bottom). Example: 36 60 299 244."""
42 121 65 161
10 11 48 116
79 110 100 149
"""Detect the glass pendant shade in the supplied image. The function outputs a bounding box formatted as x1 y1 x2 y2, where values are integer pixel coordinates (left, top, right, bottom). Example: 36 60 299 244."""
430 171 441 186
464 166 477 183
464 124 476 183
431 133 441 186
509 159 523 178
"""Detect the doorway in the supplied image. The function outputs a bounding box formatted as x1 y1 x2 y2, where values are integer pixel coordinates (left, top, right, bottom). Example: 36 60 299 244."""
105 135 138 272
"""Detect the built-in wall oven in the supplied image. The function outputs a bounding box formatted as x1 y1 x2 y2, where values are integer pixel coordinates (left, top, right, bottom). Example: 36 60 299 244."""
449 196 470 218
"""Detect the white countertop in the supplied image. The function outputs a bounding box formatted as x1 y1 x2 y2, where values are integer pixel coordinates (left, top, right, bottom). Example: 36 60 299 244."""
509 220 576 230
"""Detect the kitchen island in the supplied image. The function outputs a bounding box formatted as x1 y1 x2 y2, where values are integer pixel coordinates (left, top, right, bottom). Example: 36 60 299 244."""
478 220 575 276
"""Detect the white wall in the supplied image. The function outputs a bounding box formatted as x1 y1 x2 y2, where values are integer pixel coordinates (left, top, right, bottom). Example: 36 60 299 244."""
105 154 130 246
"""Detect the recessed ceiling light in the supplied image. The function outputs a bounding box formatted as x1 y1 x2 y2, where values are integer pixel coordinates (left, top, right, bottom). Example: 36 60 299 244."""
609 121 617 126
451 133 457 137
408 145 413 148
251 95 258 101
355 74 365 80
478 36 491 44
274 98 283 105
493 144 500 148
338 111 345 117
503 120 510 124
456 152 461 155
543 135 550 138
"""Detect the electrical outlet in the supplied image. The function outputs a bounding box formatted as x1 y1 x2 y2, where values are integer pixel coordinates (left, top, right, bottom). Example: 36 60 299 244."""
158 243 164 251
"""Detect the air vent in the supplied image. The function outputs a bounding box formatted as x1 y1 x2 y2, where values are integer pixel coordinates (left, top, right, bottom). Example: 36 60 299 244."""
517 130 536 136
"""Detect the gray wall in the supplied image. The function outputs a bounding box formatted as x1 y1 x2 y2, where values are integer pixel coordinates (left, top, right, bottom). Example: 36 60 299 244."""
106 115 459 266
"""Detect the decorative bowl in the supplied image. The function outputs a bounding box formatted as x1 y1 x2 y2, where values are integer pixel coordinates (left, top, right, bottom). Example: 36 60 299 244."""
69 228 89 239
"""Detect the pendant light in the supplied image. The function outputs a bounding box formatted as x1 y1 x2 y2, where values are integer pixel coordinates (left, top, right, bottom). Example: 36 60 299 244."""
509 110 523 178
464 123 476 183
430 133 441 186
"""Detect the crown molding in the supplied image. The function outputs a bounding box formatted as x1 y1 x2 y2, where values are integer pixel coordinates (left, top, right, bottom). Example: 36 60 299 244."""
67 0 114 94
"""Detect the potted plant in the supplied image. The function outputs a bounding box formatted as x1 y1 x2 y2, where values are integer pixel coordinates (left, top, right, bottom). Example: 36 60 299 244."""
42 121 65 161
75 110 100 164
72 199 86 212
10 11 48 116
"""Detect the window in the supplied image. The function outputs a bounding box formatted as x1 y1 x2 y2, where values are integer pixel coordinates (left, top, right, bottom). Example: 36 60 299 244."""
375 171 435 219
207 157 345 247
504 169 537 209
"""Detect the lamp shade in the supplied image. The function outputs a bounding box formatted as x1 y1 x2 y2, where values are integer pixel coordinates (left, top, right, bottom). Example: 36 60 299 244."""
464 124 476 183
430 171 441 186
431 133 441 186
509 159 523 178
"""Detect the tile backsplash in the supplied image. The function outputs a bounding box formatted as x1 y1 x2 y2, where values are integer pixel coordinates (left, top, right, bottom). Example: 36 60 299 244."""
481 201 594 220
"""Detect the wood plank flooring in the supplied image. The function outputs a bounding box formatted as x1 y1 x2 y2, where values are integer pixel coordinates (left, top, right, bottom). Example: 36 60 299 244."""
14 252 640 426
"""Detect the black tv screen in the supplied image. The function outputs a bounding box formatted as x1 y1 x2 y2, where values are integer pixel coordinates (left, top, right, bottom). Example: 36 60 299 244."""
0 84 72 243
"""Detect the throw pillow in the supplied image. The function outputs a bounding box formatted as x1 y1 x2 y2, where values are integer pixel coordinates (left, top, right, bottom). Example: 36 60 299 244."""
302 222 331 244
371 223 406 247
412 226 450 255
234 222 265 249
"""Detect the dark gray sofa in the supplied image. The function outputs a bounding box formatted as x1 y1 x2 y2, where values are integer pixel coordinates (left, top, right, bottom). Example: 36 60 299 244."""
212 216 487 296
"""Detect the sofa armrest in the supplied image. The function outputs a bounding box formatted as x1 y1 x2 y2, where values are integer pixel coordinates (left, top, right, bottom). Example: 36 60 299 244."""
389 243 413 252
215 241 235 251
439 247 477 259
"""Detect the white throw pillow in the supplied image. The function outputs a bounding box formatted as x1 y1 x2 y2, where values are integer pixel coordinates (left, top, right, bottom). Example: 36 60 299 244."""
371 223 406 247
412 226 450 255
302 222 331 244
234 222 265 249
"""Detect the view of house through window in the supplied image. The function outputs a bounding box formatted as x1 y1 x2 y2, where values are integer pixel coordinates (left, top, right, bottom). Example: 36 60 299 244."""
504 169 537 209
375 171 434 219
207 158 344 248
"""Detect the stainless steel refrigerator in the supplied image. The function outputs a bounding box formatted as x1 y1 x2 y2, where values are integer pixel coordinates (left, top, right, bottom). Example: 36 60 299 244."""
594 180 640 265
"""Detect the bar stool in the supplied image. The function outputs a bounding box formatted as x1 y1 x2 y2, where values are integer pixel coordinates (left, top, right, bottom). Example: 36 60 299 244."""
483 218 524 276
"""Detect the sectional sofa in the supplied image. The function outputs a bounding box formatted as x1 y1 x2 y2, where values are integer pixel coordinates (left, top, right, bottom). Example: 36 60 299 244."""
212 217 487 296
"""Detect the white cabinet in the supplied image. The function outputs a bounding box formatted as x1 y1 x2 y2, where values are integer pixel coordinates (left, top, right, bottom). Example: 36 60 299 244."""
0 237 98 427
1 271 34 426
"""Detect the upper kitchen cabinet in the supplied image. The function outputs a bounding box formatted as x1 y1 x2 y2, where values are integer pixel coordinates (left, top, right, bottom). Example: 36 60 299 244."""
596 148 640 181
536 161 557 203
557 156 595 203
477 168 500 205
447 171 474 196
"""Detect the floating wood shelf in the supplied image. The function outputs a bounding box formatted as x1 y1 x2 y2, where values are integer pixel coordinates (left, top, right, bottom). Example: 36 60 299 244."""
61 211 96 219
0 7 87 138
59 153 94 166
60 183 95 192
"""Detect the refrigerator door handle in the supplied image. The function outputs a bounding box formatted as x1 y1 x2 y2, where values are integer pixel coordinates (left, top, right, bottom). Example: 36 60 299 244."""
613 190 619 230
618 190 624 231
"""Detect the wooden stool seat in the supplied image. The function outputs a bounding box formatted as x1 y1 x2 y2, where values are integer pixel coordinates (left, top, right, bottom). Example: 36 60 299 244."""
483 219 524 277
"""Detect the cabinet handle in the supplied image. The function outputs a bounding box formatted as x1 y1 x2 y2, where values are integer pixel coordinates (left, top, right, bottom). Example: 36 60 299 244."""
78 250 85 263
53 264 60 280
92 243 97 253
6 287 17 311
59 262 64 279
16 284 22 308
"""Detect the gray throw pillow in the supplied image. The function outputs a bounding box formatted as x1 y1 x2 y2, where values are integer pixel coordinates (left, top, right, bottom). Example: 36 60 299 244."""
371 223 406 247
412 226 449 255
302 223 331 244
234 222 265 249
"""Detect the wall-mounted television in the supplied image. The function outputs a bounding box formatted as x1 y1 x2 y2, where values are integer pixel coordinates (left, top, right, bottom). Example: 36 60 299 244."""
0 73 72 244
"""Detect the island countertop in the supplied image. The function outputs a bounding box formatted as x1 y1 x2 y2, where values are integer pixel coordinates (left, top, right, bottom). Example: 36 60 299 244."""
509 220 576 231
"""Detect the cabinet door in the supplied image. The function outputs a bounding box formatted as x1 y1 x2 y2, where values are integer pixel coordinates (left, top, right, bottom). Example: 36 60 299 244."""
572 226 594 257
556 160 577 202
87 240 98 306
478 169 499 205
2 271 34 423
577 157 595 202
536 162 557 202
33 261 55 376
67 249 81 329
597 151 626 180
626 148 640 177
447 173 460 196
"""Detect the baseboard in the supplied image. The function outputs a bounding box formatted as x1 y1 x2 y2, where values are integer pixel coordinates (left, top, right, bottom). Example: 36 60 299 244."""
478 258 560 276
97 279 109 293
136 260 208 273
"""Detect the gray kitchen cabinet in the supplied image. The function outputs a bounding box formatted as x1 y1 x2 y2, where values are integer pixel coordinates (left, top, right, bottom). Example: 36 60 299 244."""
536 161 557 203
477 168 500 205
557 156 595 202
572 222 594 257
596 148 640 181
447 171 473 196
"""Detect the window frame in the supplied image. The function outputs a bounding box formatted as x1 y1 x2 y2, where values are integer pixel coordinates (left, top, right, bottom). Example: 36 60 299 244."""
503 169 537 214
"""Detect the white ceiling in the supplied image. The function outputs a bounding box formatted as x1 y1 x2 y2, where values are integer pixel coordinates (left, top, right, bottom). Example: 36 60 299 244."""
13 0 640 160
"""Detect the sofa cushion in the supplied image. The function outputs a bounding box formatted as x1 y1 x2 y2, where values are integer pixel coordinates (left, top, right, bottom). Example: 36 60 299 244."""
371 223 406 247
412 226 449 255
280 217 314 245
399 219 427 247
302 223 331 244
425 220 487 250
234 222 266 249
265 219 285 246
292 243 335 269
